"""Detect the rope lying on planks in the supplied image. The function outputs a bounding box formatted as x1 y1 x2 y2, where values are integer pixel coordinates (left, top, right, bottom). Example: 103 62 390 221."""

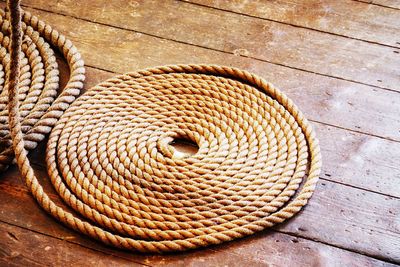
7 0 322 253
0 4 85 171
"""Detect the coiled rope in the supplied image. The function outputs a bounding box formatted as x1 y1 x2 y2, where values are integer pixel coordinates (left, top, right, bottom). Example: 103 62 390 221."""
0 2 85 171
7 0 321 253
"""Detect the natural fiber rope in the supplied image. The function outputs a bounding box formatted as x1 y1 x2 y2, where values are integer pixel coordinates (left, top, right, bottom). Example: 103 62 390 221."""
7 0 321 253
0 2 85 171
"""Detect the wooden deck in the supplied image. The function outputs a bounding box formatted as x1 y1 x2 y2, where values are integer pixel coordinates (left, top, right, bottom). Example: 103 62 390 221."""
1 0 400 266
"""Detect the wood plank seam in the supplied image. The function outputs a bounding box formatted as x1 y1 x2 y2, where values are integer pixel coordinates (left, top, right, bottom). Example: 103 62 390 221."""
272 229 399 266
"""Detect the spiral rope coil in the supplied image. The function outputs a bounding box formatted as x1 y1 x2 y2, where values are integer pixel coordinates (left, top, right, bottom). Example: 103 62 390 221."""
7 0 321 253
0 4 85 171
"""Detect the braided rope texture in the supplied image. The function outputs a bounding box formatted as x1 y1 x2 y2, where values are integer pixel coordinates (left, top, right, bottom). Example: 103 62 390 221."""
0 5 85 171
7 1 321 253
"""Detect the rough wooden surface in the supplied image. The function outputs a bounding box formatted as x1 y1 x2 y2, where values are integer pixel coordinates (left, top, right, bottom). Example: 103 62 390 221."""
356 0 400 9
1 0 399 266
0 222 137 267
23 0 400 92
0 167 396 266
185 0 400 47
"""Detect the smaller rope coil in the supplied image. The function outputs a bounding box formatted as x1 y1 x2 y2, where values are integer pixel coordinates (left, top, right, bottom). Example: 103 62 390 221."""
0 6 85 171
7 0 321 253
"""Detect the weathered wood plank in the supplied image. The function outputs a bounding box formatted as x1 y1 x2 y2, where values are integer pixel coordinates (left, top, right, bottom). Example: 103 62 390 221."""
0 166 397 266
20 0 400 92
280 181 400 262
314 123 400 198
10 6 400 143
184 0 400 47
356 0 400 9
0 221 139 267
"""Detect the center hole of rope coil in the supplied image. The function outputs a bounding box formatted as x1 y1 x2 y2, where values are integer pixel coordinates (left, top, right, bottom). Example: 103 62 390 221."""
169 138 199 159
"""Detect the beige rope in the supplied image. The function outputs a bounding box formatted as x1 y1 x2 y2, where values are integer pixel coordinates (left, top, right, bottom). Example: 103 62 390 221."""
0 3 85 171
7 0 321 253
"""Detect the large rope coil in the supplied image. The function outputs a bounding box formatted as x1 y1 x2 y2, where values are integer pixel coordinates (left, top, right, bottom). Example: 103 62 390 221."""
7 0 321 253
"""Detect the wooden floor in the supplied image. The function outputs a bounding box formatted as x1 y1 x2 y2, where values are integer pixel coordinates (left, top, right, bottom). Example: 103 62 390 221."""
1 0 400 266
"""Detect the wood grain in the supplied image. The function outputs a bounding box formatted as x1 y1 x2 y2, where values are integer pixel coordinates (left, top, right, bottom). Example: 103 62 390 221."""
356 0 400 9
20 0 400 92
11 5 400 143
0 222 139 267
185 0 400 47
314 123 400 198
0 166 397 266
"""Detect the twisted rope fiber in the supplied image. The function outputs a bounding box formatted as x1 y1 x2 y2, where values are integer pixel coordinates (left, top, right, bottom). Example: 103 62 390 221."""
0 2 85 171
7 0 322 253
